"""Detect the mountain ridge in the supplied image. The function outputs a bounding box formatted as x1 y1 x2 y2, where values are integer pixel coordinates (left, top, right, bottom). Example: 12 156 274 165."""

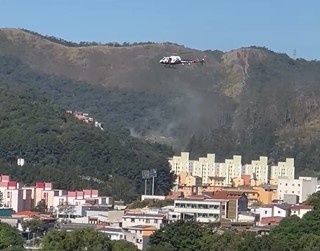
0 84 173 201
1 28 320 175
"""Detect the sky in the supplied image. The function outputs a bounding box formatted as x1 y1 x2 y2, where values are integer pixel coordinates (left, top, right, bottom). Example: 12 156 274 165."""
0 0 319 60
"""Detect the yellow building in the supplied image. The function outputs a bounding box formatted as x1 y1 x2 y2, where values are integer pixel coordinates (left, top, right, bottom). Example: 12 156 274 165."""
178 172 188 186
250 179 262 187
232 177 244 187
169 152 216 186
168 152 191 174
270 158 295 180
269 179 278 186
253 186 278 205
185 176 202 187
220 155 242 186
243 156 268 184
192 154 216 184
207 176 226 187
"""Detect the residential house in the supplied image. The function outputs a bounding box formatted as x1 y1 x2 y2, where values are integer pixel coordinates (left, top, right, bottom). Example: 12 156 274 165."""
122 209 167 229
290 204 314 218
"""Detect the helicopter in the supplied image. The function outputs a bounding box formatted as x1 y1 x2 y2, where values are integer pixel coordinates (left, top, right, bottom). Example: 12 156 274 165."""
159 52 206 68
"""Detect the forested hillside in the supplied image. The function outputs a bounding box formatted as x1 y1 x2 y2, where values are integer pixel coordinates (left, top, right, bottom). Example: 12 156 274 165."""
0 85 174 201
1 28 320 175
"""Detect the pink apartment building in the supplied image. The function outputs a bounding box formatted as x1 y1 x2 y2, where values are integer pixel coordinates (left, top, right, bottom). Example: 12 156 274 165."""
0 174 110 213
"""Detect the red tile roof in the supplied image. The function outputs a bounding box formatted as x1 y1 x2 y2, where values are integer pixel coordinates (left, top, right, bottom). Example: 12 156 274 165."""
212 190 244 199
260 216 284 225
291 204 314 210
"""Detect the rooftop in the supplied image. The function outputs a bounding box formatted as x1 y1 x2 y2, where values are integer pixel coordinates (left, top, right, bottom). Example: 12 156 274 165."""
291 204 314 210
126 225 157 230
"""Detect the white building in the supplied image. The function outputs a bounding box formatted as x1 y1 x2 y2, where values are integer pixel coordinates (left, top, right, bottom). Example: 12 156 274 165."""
278 176 318 203
252 205 273 219
168 152 193 175
270 158 295 180
169 152 243 186
173 197 228 223
192 154 216 184
242 156 268 184
122 209 167 229
290 204 314 218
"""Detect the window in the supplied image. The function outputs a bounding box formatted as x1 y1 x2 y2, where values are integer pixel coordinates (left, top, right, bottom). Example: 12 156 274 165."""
131 218 135 222
154 219 158 223
278 211 281 214
264 211 268 214
146 219 150 223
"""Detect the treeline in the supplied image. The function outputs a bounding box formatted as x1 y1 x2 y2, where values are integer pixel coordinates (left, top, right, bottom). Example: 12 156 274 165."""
0 222 140 251
147 192 320 251
0 84 174 202
21 29 182 48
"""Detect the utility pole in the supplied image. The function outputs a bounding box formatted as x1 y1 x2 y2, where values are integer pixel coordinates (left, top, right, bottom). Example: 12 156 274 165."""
152 176 155 196
142 170 151 195
150 169 157 196
145 179 147 195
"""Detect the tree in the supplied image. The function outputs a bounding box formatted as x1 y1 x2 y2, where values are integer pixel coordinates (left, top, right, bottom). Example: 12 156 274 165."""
149 220 213 251
32 199 47 212
0 222 24 250
147 243 175 251
111 240 139 251
305 191 320 210
108 175 138 202
57 202 76 223
41 228 112 251
0 191 3 207
21 218 45 239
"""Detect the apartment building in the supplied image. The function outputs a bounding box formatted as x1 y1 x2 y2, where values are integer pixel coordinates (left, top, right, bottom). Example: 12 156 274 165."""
169 152 243 186
34 182 54 208
242 156 268 184
0 176 23 212
168 152 192 175
222 155 242 186
270 158 295 180
173 197 227 222
278 176 318 203
192 154 216 184
173 191 248 222
170 153 298 189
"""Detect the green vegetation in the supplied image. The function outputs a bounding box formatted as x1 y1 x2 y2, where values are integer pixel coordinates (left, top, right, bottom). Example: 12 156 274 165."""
21 29 157 47
21 29 183 48
148 203 320 251
2 29 320 176
0 222 24 250
0 85 174 201
111 240 139 251
0 55 173 137
42 228 107 251
41 228 139 251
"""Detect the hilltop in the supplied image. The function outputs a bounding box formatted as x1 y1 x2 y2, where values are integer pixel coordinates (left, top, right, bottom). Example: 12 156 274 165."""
1 28 320 174
0 84 174 201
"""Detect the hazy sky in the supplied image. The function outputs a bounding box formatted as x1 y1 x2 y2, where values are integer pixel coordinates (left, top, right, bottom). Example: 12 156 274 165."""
1 0 319 60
